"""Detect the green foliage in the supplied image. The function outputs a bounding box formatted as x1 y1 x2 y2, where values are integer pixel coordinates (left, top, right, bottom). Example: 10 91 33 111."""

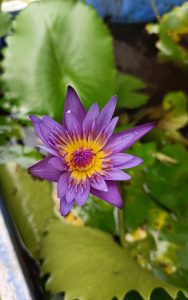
0 163 53 258
116 73 149 109
2 0 115 121
147 3 188 65
76 194 116 234
146 144 188 219
0 12 11 37
159 92 188 131
0 144 41 167
40 218 183 300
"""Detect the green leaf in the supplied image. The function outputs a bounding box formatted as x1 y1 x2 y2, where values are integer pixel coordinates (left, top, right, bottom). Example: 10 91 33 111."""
40 218 186 300
75 194 116 234
146 144 188 219
147 3 188 65
0 163 53 258
0 12 11 37
159 92 188 131
2 0 115 121
0 145 41 167
116 73 149 109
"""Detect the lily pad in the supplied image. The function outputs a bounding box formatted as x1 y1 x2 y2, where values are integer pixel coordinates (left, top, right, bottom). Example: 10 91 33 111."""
2 0 115 121
40 218 186 300
0 163 53 258
0 12 11 38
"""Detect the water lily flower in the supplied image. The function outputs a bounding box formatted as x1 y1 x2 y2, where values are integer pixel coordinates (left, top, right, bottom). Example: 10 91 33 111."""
28 86 155 216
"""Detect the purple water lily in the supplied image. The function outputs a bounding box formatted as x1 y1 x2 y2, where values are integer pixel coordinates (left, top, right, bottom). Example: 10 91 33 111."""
28 86 155 216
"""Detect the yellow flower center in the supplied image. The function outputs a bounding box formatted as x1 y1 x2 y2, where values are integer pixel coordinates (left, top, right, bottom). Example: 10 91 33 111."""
60 138 105 182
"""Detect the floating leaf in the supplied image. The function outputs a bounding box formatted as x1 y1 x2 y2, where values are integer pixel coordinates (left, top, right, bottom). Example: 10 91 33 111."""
0 12 11 38
40 218 185 300
0 163 53 258
116 73 149 109
2 0 115 121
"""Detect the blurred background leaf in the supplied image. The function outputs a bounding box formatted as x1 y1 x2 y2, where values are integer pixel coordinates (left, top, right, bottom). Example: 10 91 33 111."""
116 73 149 109
147 3 188 65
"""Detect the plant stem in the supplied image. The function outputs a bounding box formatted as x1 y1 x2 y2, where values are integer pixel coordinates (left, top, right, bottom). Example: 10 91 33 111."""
117 207 126 248
149 0 161 22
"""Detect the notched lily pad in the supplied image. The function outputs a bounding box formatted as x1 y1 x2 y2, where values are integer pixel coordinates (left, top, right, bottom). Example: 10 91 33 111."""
40 219 186 300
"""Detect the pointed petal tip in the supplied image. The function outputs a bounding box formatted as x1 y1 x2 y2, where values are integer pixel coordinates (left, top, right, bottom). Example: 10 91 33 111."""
110 95 117 106
29 115 39 122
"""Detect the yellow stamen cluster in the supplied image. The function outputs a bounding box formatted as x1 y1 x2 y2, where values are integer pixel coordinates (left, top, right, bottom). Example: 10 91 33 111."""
60 138 105 182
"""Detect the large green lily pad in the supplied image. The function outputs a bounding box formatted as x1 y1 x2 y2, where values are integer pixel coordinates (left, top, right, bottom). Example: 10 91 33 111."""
40 218 186 300
2 0 115 121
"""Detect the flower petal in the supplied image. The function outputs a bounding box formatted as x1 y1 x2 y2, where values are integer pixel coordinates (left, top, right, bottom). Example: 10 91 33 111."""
91 181 123 208
104 169 131 181
96 96 117 131
90 175 108 192
117 157 143 169
104 117 119 140
57 173 69 198
75 181 90 206
29 115 48 146
83 103 99 135
60 196 74 216
42 115 65 133
109 153 135 166
109 123 156 152
49 157 66 171
66 187 76 203
104 133 136 153
38 145 60 157
28 156 61 182
63 86 86 126
65 110 82 135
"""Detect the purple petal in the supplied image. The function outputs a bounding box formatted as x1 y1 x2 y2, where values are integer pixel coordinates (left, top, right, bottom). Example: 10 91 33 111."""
28 156 61 182
66 187 76 203
65 110 82 135
117 157 143 169
104 133 136 153
83 103 99 135
60 196 74 216
109 153 135 166
63 86 86 126
49 157 66 171
57 173 69 198
104 117 119 140
38 145 60 157
75 181 90 206
104 169 131 181
91 181 123 208
96 96 117 131
42 116 65 133
109 123 156 152
39 123 52 144
29 115 48 146
90 176 108 192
